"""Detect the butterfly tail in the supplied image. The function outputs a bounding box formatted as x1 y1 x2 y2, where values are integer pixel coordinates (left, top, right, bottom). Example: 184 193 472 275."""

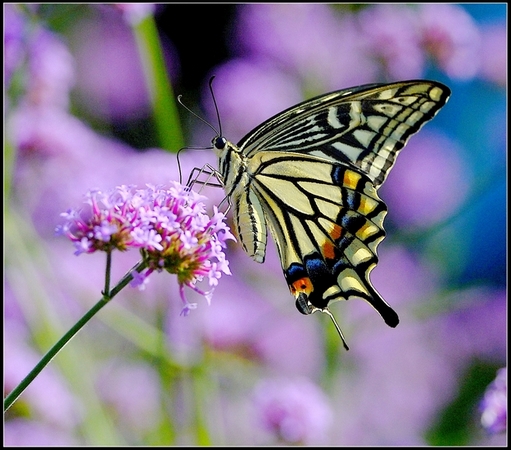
362 281 399 328
286 256 399 327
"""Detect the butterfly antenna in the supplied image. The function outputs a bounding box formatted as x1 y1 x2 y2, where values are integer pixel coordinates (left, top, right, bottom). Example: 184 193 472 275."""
208 75 223 137
176 92 221 185
322 308 350 351
177 94 219 137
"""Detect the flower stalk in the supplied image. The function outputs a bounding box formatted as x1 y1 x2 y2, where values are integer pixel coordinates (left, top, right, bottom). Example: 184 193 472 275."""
3 259 148 412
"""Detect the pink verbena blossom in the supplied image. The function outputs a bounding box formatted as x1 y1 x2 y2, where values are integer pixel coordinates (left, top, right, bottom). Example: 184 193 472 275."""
56 182 235 314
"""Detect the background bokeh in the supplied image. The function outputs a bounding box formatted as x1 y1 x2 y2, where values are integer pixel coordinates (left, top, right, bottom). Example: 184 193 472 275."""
4 4 506 446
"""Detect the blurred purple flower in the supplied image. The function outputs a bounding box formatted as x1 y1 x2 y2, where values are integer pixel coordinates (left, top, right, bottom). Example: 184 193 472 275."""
480 367 507 435
437 289 506 365
201 275 275 356
69 10 178 122
235 4 376 91
479 23 506 87
358 4 425 80
201 267 325 377
97 361 161 433
4 8 75 110
366 244 439 314
70 13 149 121
380 131 470 229
4 419 80 446
56 182 235 314
26 29 75 109
113 3 156 25
329 264 504 445
336 315 459 445
418 4 481 80
253 377 333 445
4 4 26 87
335 288 505 445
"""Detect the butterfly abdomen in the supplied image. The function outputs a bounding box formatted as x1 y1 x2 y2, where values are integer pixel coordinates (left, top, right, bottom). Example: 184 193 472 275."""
215 138 270 263
232 185 268 263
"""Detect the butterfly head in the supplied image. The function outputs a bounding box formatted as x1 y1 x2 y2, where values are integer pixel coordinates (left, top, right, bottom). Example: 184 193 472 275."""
212 136 241 160
212 136 227 151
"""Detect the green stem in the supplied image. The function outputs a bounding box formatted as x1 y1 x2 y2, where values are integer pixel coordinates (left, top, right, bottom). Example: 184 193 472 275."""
132 14 183 152
104 250 112 295
3 259 148 412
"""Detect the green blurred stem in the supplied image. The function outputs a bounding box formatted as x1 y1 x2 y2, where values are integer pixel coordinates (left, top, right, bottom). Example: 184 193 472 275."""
3 259 148 412
132 15 184 152
104 250 112 294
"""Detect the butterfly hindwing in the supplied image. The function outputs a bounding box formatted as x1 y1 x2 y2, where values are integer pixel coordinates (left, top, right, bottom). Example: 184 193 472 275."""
213 79 450 335
241 153 398 326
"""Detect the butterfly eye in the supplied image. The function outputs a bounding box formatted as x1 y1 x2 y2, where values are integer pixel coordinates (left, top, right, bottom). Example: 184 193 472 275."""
213 136 227 150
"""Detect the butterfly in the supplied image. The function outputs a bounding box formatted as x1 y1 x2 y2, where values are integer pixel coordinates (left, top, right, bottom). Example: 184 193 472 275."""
207 80 450 349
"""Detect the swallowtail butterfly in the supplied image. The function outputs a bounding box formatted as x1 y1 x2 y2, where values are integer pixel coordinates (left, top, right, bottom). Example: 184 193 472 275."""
209 80 450 349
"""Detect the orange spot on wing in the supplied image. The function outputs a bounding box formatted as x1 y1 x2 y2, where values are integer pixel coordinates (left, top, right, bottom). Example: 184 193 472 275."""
330 224 343 240
322 225 342 259
322 241 336 259
289 277 313 297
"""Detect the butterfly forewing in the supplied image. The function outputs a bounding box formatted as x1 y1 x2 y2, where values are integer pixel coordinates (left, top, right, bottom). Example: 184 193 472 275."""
238 81 450 187
214 79 450 337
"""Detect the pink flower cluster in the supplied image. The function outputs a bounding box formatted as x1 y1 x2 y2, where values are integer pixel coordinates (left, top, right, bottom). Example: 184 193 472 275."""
56 181 235 314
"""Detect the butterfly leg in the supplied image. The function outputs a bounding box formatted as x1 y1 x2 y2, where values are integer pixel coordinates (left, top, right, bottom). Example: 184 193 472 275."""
186 164 232 215
186 164 222 190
